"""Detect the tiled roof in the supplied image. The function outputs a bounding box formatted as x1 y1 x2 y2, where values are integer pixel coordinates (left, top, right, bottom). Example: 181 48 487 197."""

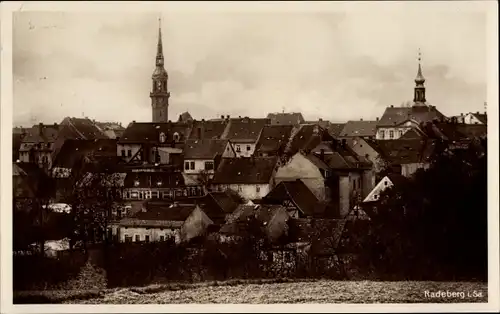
267 112 305 125
377 105 445 127
221 117 270 142
339 120 378 137
184 139 229 160
386 173 410 186
375 138 436 164
59 117 108 140
219 204 287 237
263 179 323 217
199 191 241 223
456 124 487 138
212 156 277 184
178 112 194 123
119 121 191 144
187 120 229 140
52 139 117 169
118 203 197 227
310 140 373 169
21 124 60 144
285 124 333 156
123 171 186 189
472 113 487 124
254 125 294 155
327 123 346 137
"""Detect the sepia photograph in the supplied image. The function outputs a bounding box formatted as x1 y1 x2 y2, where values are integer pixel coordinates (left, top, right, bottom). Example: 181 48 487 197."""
1 1 498 312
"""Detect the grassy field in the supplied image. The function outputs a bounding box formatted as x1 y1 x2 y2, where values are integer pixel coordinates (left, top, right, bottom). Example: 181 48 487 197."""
41 280 489 304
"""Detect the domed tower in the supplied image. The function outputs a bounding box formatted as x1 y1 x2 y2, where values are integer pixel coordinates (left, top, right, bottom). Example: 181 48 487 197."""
413 48 427 105
150 17 170 123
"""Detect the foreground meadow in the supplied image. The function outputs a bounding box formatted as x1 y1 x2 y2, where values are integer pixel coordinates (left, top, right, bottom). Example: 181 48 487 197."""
49 280 488 304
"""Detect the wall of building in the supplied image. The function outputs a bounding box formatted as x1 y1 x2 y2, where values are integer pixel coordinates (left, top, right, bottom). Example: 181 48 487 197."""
231 142 256 158
123 186 204 201
112 226 179 243
183 159 215 175
361 169 376 198
338 176 351 218
275 153 326 201
363 176 393 202
462 113 484 125
214 183 271 200
117 144 141 162
401 163 430 177
179 206 214 242
348 138 380 167
376 127 411 140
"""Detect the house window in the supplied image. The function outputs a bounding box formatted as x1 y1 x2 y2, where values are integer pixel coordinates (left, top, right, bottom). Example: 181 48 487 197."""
237 185 242 192
236 145 241 152
205 161 214 170
127 150 132 157
124 235 132 243
145 235 150 243
190 161 195 170
378 130 385 139
374 194 379 200
384 181 388 186
47 143 51 149
389 131 394 139
173 132 180 142
135 235 140 242
185 161 190 170
121 149 125 157
256 185 260 193
285 251 293 263
246 145 251 151
160 235 165 241
398 130 403 138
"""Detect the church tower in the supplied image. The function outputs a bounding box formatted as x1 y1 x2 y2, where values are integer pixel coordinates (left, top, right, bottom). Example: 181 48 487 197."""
150 18 170 123
413 49 427 105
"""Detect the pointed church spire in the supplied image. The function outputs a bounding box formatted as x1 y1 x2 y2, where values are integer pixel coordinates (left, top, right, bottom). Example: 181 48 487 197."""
155 17 164 67
413 48 426 103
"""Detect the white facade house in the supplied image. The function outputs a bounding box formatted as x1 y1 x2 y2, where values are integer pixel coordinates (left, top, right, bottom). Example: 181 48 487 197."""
363 174 408 203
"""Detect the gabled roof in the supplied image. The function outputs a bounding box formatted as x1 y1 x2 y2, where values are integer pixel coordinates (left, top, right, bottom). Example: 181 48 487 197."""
21 124 60 143
254 125 294 155
263 179 323 217
339 120 378 138
456 124 487 138
220 117 270 142
52 139 117 169
377 105 445 127
118 203 198 227
119 121 191 144
309 140 373 170
123 171 186 189
187 120 229 140
184 139 229 160
284 124 333 156
267 112 305 125
58 117 108 140
375 138 436 164
471 112 487 124
199 191 241 223
212 157 277 185
178 112 194 123
327 123 346 137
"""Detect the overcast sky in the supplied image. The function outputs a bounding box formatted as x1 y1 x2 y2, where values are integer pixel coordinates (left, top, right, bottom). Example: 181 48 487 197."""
13 4 488 127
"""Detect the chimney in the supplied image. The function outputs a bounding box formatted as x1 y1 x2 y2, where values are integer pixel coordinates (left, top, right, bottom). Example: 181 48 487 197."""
53 122 58 127
360 118 363 121
132 120 136 123
221 115 224 119
376 117 379 121
226 115 230 120
476 111 479 115
460 113 463 116
38 123 43 136
390 105 394 108
319 118 323 122
320 149 325 160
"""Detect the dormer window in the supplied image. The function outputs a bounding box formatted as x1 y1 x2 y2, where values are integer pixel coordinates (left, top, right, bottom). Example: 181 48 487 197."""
173 132 180 142
159 132 166 143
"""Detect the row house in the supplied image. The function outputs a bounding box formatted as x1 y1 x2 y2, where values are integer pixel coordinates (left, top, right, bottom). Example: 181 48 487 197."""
211 156 278 201
306 119 345 138
122 171 204 201
220 117 270 157
183 139 235 180
117 121 190 167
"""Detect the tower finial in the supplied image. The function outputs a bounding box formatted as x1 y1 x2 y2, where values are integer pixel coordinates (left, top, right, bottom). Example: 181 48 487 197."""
413 48 426 103
415 48 425 85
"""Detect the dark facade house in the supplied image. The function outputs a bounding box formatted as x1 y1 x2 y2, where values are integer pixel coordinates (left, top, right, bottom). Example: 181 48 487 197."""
211 156 278 200
254 125 294 157
18 123 60 168
117 121 191 167
283 124 334 158
220 117 271 157
339 120 378 139
183 139 234 179
267 112 305 126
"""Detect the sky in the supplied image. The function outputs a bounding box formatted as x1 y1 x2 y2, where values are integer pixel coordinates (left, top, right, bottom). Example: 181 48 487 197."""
12 4 488 127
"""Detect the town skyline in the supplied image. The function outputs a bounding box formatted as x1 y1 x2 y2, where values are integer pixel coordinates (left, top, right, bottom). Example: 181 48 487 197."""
13 7 487 127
